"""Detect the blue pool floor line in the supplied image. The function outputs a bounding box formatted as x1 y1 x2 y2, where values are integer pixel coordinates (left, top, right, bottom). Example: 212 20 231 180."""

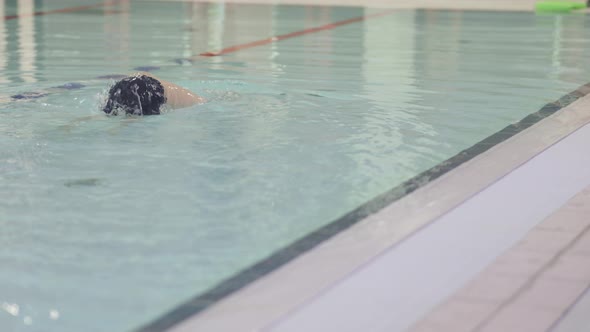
8 60 211 101
9 66 162 101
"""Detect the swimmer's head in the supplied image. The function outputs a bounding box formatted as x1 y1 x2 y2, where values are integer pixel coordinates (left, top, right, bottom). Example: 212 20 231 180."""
103 75 166 116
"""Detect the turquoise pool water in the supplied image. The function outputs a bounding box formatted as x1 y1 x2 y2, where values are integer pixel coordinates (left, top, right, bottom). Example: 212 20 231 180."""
2 1 590 331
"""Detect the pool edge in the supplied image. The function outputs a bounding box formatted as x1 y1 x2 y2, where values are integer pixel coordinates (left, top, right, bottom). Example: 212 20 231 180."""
134 83 590 332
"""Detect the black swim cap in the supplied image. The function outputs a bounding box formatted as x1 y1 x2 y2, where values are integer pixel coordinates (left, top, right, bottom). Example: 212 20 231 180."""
103 75 166 116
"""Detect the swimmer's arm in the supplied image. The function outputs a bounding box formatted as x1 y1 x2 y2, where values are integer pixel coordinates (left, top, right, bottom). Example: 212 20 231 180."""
136 72 205 109
161 78 206 109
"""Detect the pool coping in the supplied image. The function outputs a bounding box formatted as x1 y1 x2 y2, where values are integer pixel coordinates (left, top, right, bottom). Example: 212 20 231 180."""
266 114 590 331
407 183 590 332
135 75 590 331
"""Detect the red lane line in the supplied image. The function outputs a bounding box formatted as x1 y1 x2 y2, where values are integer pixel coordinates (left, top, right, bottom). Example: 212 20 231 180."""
199 9 397 57
4 0 119 21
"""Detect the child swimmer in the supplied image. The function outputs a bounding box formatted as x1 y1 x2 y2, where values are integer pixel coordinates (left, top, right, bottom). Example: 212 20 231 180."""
102 72 205 116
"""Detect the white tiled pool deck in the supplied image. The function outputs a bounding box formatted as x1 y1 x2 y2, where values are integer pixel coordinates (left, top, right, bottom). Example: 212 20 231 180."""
554 285 590 332
410 187 590 332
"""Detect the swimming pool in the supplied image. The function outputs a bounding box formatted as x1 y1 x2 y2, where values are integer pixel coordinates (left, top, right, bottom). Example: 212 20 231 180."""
2 1 590 331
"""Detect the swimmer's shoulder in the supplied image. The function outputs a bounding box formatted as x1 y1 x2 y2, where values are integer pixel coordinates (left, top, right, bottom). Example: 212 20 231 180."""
134 72 205 109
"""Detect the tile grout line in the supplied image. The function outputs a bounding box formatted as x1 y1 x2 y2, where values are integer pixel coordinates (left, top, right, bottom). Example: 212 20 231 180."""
473 220 590 332
547 283 590 332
